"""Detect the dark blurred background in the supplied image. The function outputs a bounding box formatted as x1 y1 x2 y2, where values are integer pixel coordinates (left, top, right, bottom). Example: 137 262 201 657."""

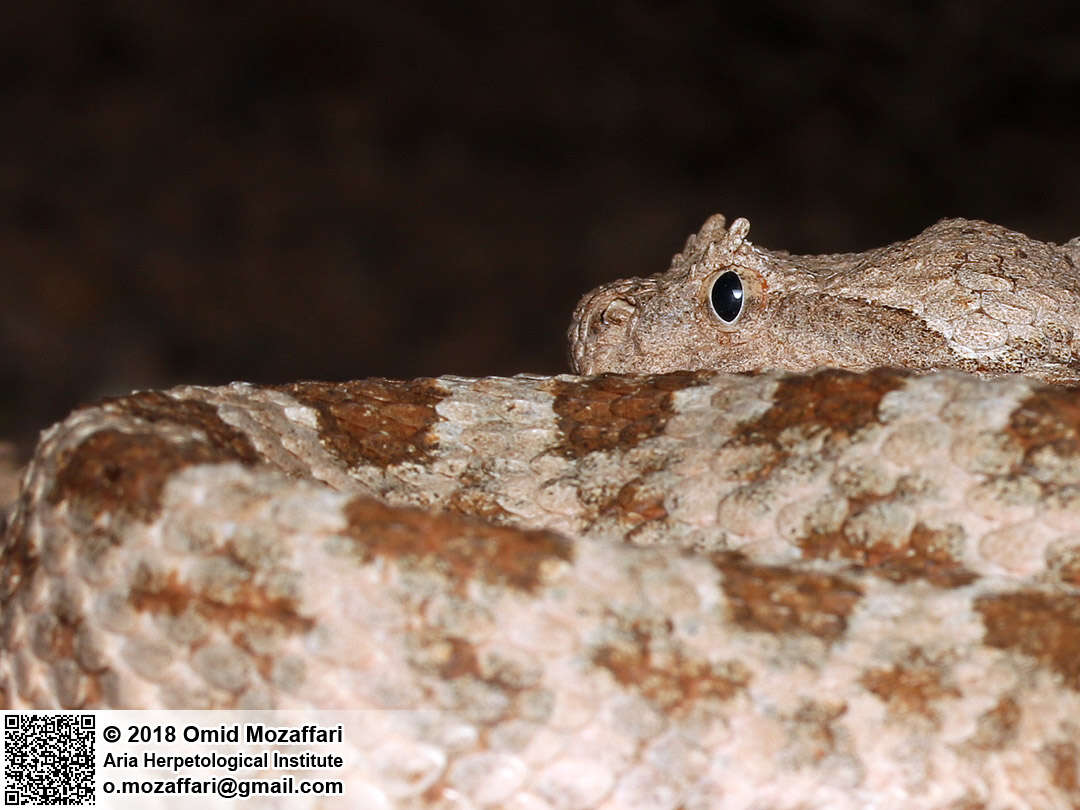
2 0 1079 458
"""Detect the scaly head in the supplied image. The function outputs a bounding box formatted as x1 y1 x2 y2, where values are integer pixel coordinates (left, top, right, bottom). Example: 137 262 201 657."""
569 214 1080 383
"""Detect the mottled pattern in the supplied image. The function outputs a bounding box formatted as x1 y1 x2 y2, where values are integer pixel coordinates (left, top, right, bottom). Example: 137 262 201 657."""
7 216 1080 808
6 370 1080 808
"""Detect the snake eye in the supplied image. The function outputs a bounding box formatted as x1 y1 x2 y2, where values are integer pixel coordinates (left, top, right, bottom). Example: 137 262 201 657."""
709 270 744 323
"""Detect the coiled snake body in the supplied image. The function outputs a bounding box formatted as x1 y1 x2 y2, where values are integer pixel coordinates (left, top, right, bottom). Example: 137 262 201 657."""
5 216 1080 808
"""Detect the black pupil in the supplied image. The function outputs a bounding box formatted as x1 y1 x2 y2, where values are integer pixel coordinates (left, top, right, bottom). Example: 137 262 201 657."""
710 271 744 322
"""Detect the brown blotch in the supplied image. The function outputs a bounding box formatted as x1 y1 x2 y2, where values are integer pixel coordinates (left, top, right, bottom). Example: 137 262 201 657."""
550 371 713 459
105 391 262 463
800 518 976 588
733 368 908 451
1047 542 1080 587
50 393 259 522
342 497 572 594
967 697 1021 750
50 428 257 524
976 590 1080 690
859 648 959 725
408 632 544 741
277 378 447 467
129 568 314 635
1 512 40 607
783 700 848 766
410 633 540 701
591 619 749 712
715 553 862 642
596 476 668 530
1005 383 1080 471
29 614 77 663
1042 741 1080 795
443 488 516 523
428 636 483 681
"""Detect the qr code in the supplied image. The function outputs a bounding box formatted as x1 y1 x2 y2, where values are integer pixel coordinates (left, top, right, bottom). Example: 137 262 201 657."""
4 715 95 806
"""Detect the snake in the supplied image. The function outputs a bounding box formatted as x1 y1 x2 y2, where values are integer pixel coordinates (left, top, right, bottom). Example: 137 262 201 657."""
4 215 1080 808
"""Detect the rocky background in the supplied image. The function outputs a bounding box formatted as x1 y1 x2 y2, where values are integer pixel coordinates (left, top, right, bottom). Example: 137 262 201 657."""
2 0 1079 464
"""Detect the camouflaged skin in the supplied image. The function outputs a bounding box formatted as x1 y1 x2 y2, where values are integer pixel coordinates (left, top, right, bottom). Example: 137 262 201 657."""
570 215 1080 383
6 370 1080 808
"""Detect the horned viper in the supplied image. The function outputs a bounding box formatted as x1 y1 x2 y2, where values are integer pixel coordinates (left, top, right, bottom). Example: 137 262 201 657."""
5 216 1080 809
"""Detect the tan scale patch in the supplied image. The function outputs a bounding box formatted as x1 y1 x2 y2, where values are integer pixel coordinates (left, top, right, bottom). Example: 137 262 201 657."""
29 613 77 666
781 700 848 768
1046 540 1080 586
976 590 1080 690
859 648 960 726
442 461 517 523
34 613 105 708
406 631 547 742
341 497 572 594
549 371 713 460
590 618 750 712
277 378 447 468
128 564 315 699
965 696 1021 750
1042 741 1080 796
714 553 863 642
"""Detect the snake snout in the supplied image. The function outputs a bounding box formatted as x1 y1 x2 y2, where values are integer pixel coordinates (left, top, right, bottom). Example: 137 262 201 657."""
568 283 641 374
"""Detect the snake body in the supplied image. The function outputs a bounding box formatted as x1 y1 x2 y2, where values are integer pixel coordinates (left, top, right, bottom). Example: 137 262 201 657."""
6 217 1080 808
